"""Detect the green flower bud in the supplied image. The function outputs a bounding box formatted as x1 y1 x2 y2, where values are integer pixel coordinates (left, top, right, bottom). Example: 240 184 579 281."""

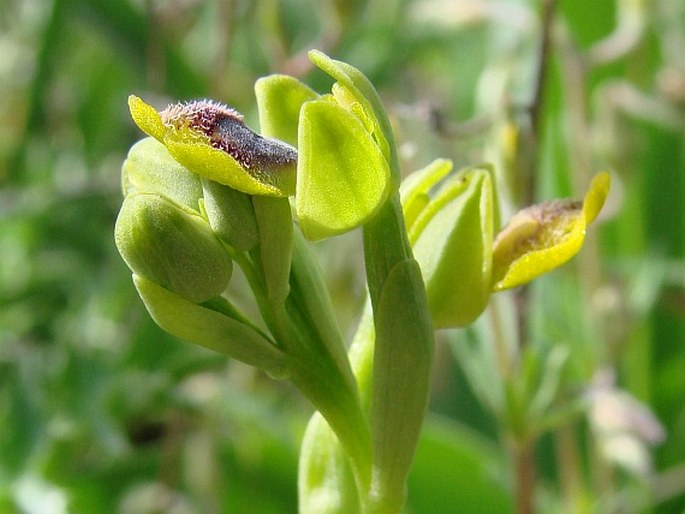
115 192 232 303
402 160 495 328
128 96 297 197
122 137 203 211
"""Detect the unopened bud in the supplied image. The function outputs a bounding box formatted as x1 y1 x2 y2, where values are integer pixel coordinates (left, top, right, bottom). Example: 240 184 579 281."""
115 192 233 303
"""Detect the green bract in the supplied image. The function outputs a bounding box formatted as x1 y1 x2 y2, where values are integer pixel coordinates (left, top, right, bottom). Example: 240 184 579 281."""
115 192 232 303
133 275 289 378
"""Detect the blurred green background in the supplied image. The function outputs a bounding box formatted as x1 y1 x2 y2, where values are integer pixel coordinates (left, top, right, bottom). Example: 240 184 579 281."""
1 0 684 513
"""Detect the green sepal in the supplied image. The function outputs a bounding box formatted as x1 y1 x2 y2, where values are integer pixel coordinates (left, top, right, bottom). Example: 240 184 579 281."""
122 137 203 211
115 192 233 304
296 99 391 241
255 74 318 145
298 413 360 514
253 196 293 306
133 275 289 378
308 50 397 181
370 258 433 513
202 178 260 251
411 167 494 328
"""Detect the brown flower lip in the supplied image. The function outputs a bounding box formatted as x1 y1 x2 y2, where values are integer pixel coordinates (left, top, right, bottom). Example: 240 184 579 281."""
161 99 297 174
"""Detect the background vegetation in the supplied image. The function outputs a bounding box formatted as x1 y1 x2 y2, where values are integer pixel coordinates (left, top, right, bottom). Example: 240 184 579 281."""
1 0 683 512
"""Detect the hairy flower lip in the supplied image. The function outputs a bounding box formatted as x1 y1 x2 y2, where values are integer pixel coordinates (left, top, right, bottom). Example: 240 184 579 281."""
128 95 297 196
160 99 298 173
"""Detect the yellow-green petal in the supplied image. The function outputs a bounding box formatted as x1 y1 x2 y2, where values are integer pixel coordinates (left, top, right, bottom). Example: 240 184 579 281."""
492 172 611 291
128 95 165 140
400 158 454 232
583 171 611 223
255 74 318 145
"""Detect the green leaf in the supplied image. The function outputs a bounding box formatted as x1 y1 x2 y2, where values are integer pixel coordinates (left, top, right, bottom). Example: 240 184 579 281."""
296 100 391 241
133 275 289 378
255 74 318 145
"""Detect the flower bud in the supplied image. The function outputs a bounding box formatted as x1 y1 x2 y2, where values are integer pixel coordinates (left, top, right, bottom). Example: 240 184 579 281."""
128 95 297 197
122 137 203 211
115 192 233 303
405 162 495 328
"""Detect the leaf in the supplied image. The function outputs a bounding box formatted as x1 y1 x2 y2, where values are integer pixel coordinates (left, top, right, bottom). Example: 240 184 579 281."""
370 259 433 512
298 414 360 514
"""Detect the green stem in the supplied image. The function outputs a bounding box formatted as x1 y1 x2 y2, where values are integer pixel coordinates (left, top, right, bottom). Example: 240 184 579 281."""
235 240 371 488
362 194 435 514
